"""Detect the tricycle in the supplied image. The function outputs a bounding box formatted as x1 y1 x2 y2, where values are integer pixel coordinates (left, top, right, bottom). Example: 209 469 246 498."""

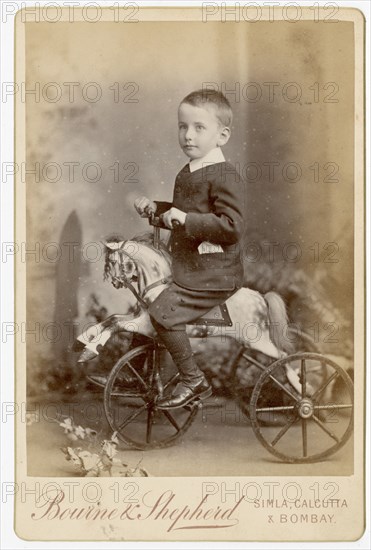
74 215 353 464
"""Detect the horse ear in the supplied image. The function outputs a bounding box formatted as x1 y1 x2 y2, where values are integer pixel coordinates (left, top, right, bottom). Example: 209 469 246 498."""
103 233 126 250
105 241 125 251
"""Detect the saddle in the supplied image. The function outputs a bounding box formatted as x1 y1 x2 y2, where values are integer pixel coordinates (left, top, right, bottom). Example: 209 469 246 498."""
187 302 233 327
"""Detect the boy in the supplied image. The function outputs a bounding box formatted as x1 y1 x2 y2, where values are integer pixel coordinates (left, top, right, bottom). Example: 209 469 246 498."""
134 89 244 409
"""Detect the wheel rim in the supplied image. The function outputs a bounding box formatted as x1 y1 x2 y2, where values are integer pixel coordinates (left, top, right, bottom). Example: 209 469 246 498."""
249 353 353 463
104 344 198 450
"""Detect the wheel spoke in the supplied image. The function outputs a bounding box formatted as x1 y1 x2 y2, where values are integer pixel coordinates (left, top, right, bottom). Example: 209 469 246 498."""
117 404 147 431
268 373 300 403
161 410 181 432
271 415 298 447
314 404 353 411
146 407 154 444
302 419 308 457
301 358 306 398
111 391 146 398
163 373 180 392
256 405 296 413
312 414 340 443
242 353 266 371
127 361 149 391
311 369 339 401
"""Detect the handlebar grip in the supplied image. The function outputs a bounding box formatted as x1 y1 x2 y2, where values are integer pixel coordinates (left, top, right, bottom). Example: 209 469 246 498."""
148 214 181 229
149 213 166 228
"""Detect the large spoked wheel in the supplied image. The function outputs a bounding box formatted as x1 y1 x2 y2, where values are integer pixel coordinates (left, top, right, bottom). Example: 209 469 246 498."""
104 343 198 450
231 328 322 420
250 353 354 463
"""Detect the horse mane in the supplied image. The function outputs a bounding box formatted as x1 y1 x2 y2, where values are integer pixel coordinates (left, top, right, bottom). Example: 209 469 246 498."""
103 231 171 281
131 232 172 266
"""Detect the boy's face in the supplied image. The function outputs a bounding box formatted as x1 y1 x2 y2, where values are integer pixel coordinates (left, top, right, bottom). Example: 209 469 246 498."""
178 103 230 160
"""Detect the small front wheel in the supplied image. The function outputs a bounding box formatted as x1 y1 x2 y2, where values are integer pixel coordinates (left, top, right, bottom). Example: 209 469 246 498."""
103 343 198 450
250 353 354 463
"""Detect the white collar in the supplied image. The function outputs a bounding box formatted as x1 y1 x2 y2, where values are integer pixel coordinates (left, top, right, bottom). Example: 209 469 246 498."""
188 147 225 173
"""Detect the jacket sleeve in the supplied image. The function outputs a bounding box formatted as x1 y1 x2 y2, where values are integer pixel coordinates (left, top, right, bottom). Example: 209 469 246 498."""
154 201 173 216
184 168 245 245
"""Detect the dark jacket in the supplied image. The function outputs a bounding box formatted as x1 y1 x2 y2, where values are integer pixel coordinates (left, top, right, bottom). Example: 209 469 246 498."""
155 162 245 291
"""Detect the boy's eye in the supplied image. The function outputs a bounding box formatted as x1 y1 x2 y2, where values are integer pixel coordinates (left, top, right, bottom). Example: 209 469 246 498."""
178 124 186 130
196 125 205 130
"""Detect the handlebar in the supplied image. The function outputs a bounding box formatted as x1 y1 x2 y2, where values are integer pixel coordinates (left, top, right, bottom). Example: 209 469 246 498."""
148 213 181 229
148 213 164 227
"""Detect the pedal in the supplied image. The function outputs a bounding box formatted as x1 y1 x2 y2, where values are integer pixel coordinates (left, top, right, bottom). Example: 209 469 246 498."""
184 399 203 411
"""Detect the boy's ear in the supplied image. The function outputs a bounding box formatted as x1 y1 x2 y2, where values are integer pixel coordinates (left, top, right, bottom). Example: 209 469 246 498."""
217 126 231 146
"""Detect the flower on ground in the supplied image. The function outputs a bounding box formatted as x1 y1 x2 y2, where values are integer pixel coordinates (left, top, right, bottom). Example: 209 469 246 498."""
59 419 148 477
59 417 74 433
101 440 118 459
84 428 97 437
78 451 100 473
74 425 86 439
62 446 83 468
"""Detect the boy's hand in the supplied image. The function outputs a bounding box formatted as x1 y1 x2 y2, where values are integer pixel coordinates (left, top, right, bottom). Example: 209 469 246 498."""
134 196 157 218
162 207 187 229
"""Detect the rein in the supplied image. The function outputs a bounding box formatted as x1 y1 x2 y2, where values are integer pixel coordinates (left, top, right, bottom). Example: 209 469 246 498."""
122 276 172 309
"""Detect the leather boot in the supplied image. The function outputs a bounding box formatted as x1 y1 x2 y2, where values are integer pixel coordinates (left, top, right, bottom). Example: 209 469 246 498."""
151 321 212 409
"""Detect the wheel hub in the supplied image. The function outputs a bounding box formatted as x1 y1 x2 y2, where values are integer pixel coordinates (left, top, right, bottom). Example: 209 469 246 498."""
297 398 314 419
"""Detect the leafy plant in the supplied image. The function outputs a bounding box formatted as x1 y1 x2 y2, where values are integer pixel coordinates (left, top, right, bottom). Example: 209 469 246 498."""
58 416 149 477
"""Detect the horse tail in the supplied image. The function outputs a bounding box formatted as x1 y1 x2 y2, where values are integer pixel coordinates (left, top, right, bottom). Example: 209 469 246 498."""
263 291 293 354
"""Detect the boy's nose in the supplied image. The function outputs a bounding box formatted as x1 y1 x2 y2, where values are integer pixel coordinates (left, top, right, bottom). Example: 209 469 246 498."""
185 128 194 141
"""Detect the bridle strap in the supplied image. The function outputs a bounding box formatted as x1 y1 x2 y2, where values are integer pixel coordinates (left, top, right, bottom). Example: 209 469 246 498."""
110 246 171 309
142 277 172 300
123 277 171 309
124 279 148 309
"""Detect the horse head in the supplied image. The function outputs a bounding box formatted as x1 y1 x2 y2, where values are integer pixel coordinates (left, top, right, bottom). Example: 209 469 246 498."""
103 233 172 301
103 235 139 289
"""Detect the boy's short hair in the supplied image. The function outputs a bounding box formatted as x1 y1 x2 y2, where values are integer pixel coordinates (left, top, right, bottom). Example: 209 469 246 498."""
181 89 233 127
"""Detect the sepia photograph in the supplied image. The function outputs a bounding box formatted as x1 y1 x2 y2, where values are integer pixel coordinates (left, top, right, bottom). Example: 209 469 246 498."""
8 2 366 543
